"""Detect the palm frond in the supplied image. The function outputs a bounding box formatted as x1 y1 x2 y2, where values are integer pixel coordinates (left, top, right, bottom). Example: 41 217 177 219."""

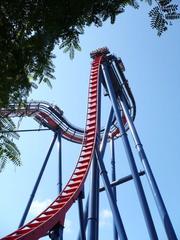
0 118 21 172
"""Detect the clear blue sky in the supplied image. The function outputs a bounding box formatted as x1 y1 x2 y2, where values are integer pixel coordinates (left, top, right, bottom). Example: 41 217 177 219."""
0 2 180 239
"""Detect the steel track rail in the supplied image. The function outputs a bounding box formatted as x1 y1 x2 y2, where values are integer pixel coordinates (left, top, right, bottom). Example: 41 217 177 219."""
1 56 103 240
0 100 121 143
0 58 135 144
0 50 136 239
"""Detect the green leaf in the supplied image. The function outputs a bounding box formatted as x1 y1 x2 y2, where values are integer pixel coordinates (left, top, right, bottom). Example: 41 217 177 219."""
43 78 52 89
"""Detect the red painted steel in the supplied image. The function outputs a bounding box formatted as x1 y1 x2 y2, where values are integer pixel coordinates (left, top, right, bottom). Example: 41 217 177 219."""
1 56 103 240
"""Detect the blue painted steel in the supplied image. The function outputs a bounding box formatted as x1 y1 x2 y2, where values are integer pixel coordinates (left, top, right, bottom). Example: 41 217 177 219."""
78 107 113 240
19 133 58 228
110 137 118 240
100 107 114 156
120 94 178 240
102 63 158 240
95 147 128 240
87 77 101 240
87 155 100 240
99 171 145 192
96 105 128 240
78 191 86 240
113 58 177 239
57 133 63 240
58 133 62 193
77 196 89 240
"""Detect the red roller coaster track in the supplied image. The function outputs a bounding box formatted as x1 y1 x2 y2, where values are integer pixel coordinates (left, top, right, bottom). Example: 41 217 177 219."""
1 55 102 240
1 47 176 240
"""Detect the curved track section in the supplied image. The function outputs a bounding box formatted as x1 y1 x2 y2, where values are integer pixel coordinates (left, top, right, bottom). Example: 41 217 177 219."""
0 55 135 144
1 56 102 240
0 100 121 143
0 101 84 144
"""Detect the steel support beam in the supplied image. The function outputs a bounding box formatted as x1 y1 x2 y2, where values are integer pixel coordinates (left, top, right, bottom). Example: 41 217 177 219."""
99 171 145 192
78 190 86 240
102 62 158 240
0 128 50 134
78 107 114 240
87 76 101 240
120 93 178 240
95 147 128 240
112 58 177 239
77 196 89 240
110 137 118 240
19 133 58 228
58 133 62 194
87 153 100 240
96 103 128 240
57 132 63 240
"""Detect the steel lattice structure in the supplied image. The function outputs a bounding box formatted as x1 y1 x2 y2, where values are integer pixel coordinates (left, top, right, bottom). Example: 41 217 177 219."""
0 48 177 240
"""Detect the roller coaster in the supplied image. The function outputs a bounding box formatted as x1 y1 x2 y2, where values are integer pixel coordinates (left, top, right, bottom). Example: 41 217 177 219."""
0 48 177 240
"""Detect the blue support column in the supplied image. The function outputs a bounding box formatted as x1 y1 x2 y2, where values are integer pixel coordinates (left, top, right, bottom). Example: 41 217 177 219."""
49 132 64 240
110 137 118 240
78 107 114 240
19 133 58 228
87 77 101 240
48 132 64 240
58 133 62 194
102 63 158 240
120 94 178 240
96 106 128 240
57 132 64 240
100 107 114 156
95 146 128 240
77 196 89 240
78 190 86 240
87 155 100 240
